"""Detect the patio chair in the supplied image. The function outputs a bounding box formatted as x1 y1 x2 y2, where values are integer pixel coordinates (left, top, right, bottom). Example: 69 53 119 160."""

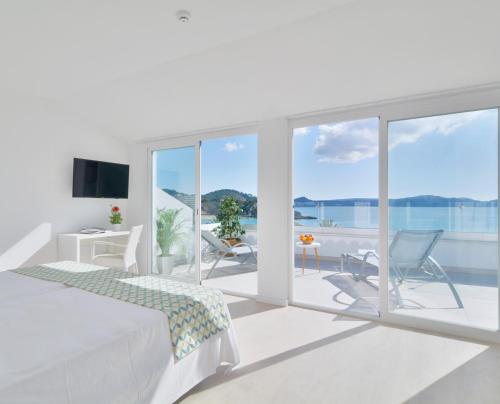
342 230 463 309
201 230 257 279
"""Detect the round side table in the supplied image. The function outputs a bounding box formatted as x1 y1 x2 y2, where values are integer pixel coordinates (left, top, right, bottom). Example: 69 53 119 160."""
296 241 321 274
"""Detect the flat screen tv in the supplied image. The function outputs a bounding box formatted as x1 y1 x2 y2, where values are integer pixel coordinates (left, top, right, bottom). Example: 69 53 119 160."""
72 158 129 199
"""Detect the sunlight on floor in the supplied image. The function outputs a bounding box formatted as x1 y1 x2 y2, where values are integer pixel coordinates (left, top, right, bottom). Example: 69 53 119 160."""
180 295 500 404
201 260 257 296
293 255 498 329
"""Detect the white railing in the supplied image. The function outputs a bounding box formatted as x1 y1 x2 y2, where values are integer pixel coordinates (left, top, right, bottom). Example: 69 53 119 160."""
203 223 498 273
293 226 498 272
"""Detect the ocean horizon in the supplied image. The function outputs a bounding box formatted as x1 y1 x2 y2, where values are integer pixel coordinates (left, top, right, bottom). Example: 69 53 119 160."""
204 205 498 233
294 205 498 233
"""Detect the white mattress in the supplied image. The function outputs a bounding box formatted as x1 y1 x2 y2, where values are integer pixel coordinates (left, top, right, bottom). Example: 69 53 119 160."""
0 271 239 404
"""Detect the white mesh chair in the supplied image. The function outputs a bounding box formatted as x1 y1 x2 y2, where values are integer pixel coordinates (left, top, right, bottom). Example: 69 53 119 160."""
201 230 257 279
92 225 143 273
342 230 463 308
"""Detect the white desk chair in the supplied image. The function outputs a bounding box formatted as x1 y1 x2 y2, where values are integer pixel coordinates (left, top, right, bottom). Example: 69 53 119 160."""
91 225 143 273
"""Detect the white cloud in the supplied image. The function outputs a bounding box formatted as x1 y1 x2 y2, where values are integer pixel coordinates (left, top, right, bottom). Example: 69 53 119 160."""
389 110 488 149
312 110 492 164
313 118 379 164
294 127 310 136
223 142 245 152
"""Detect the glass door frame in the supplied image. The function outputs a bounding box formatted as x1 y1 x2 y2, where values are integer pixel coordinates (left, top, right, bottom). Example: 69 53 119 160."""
288 85 500 343
380 102 500 341
288 107 384 322
147 137 201 284
146 123 259 287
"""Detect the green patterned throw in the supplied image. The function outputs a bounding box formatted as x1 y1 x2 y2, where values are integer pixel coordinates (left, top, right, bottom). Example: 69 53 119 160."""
13 261 230 360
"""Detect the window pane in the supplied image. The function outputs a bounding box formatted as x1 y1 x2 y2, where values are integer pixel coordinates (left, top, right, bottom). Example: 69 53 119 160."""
201 134 258 296
293 117 379 316
388 108 499 329
152 146 196 282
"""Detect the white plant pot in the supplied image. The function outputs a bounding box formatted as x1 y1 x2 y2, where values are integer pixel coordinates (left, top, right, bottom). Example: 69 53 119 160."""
112 223 121 231
158 255 175 274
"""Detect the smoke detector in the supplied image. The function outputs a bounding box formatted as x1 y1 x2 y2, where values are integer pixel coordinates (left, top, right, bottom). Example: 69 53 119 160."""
176 10 191 23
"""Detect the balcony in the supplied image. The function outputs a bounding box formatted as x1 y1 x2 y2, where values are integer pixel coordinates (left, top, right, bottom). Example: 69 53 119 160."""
298 226 498 329
201 223 258 296
200 225 498 329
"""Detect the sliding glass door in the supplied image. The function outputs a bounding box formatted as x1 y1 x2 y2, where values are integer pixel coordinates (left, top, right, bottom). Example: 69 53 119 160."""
290 95 500 339
387 108 499 329
292 117 380 316
149 131 258 291
200 134 258 296
151 145 199 283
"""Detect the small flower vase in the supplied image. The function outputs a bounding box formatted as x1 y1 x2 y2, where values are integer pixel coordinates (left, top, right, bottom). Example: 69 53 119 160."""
112 223 121 231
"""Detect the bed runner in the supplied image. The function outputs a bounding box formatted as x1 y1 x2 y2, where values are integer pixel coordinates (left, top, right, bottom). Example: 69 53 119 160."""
12 261 230 360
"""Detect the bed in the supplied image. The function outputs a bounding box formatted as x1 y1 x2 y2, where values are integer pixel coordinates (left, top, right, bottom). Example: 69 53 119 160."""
0 261 239 404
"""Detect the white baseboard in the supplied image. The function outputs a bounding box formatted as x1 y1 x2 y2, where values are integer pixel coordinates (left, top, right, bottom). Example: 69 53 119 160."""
256 295 288 306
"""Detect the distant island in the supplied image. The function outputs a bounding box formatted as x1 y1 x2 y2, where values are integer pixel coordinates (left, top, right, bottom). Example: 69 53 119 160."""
163 188 257 217
294 195 498 208
162 189 497 222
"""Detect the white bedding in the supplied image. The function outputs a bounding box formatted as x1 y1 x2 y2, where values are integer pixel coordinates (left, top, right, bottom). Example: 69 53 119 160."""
0 272 239 404
0 271 68 303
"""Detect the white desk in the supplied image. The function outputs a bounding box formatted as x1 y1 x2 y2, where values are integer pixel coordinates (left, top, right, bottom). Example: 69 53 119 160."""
58 231 130 263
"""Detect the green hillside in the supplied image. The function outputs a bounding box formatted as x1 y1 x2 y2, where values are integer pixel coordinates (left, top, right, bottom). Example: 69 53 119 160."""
202 189 257 216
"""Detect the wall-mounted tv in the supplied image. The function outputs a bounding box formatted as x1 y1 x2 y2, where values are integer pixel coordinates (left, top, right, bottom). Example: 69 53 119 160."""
72 158 129 199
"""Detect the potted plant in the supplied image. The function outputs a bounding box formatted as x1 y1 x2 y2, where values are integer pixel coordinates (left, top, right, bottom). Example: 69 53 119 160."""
156 208 186 274
215 197 245 246
109 205 123 231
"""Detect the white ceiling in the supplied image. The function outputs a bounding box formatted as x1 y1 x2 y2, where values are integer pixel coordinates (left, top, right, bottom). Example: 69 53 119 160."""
0 0 355 98
2 0 500 141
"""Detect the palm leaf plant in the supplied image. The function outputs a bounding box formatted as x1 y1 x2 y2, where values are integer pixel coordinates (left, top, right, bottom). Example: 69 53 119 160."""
156 208 187 257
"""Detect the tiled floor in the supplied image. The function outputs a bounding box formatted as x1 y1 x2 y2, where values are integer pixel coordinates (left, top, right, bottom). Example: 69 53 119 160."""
202 260 258 296
156 258 258 296
179 295 500 404
198 254 498 329
293 256 498 329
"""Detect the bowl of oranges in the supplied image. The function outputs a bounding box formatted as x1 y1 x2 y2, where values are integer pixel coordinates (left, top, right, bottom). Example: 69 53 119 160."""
299 234 314 245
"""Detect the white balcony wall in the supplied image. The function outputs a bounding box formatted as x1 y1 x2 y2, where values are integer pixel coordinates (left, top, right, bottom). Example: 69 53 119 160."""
293 227 498 272
432 233 498 273
294 227 379 261
153 188 194 258
242 226 257 246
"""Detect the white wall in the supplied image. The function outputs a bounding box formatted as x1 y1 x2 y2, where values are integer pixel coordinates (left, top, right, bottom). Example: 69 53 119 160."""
0 91 129 267
127 142 149 272
257 119 290 305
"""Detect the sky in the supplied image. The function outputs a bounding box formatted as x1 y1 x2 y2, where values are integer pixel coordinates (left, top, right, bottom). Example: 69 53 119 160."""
294 109 498 201
155 146 195 194
155 134 258 196
201 134 257 195
155 109 498 201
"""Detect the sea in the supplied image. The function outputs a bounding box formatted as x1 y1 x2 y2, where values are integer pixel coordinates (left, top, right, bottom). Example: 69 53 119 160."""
294 206 498 233
202 216 257 226
204 206 498 233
